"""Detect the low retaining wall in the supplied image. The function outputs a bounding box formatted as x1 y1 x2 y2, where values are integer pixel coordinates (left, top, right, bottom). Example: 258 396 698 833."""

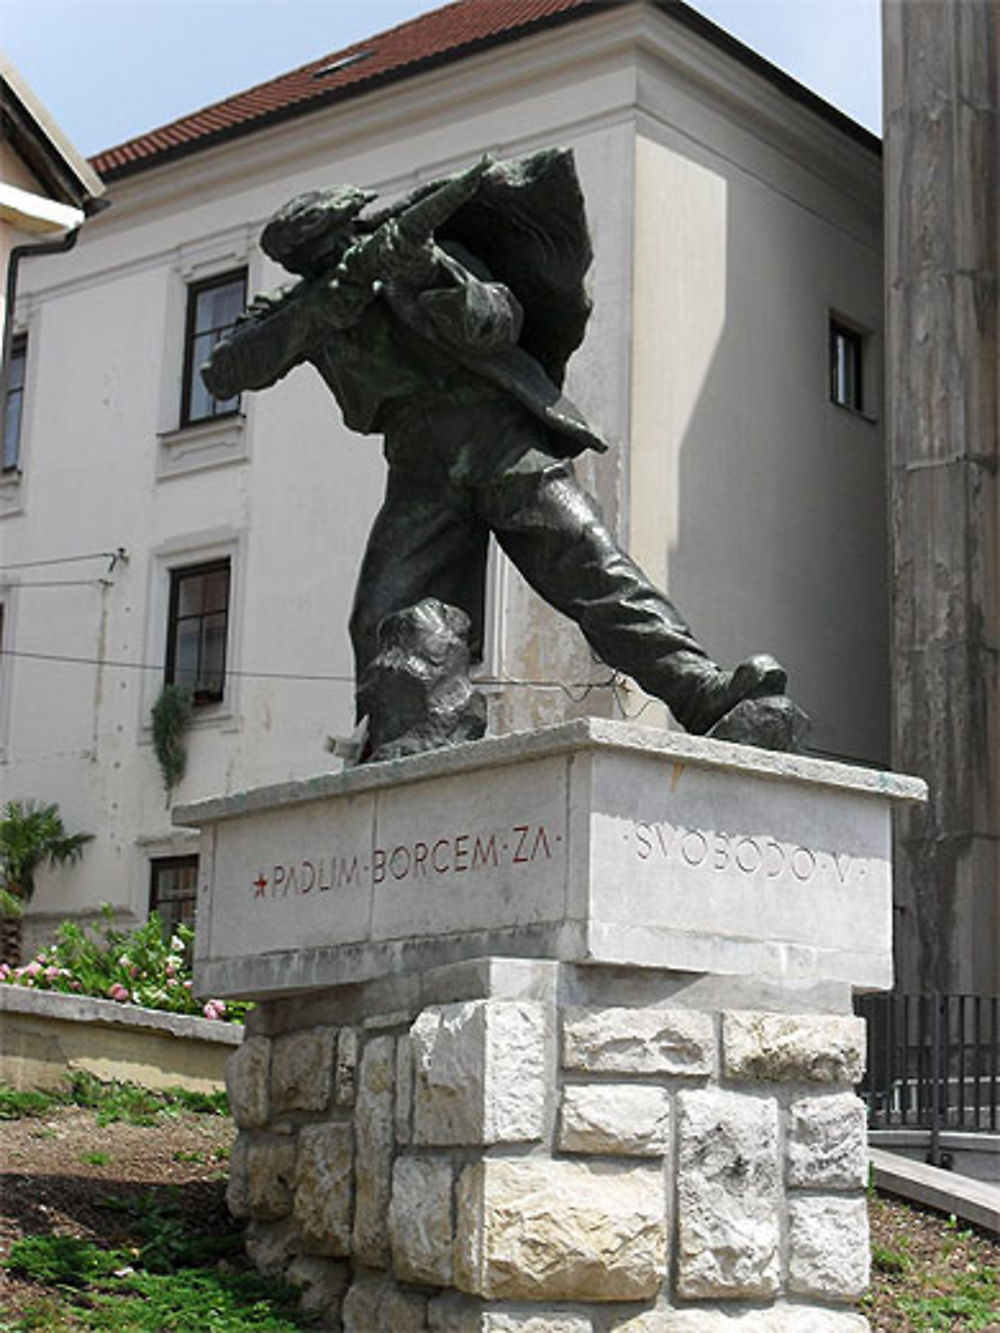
0 986 242 1093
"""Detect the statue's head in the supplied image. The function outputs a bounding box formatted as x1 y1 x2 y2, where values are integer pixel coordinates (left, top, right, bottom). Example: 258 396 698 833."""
261 185 376 275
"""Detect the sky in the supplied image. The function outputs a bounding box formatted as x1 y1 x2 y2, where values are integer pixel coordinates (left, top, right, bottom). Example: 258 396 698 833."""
2 0 882 161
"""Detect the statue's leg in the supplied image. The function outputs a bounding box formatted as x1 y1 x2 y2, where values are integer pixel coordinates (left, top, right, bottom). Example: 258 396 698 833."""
480 450 785 733
349 468 488 711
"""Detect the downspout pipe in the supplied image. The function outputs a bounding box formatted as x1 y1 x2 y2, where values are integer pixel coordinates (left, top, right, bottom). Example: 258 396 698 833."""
1 225 81 466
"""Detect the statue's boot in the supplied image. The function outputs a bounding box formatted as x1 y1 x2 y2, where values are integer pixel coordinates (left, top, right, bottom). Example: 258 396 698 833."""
674 653 788 735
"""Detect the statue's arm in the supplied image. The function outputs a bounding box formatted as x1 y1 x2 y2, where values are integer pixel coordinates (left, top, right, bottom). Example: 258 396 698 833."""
200 275 375 399
414 243 523 352
373 226 522 353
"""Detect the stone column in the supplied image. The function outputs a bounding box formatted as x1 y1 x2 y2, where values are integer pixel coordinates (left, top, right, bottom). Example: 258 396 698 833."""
883 0 999 992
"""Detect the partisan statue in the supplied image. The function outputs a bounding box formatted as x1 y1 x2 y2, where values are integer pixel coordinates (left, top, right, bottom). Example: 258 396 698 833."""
202 149 807 760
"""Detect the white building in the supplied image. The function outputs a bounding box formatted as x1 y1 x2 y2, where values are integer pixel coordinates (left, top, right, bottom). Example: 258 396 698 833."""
1 0 885 951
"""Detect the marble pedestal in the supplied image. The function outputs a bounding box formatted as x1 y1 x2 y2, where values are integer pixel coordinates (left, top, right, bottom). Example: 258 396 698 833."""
176 720 925 1332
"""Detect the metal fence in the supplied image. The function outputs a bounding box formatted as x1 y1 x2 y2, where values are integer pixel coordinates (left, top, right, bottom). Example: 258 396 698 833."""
855 993 999 1157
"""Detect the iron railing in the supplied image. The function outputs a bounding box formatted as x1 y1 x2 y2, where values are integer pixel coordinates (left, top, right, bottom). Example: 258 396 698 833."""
856 993 999 1161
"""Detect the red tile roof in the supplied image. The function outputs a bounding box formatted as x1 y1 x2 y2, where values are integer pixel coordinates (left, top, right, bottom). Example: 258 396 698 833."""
90 0 612 180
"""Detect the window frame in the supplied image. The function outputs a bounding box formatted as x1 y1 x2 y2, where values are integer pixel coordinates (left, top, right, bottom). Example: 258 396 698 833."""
2 332 28 474
829 318 865 414
164 558 232 707
179 268 247 429
149 854 199 939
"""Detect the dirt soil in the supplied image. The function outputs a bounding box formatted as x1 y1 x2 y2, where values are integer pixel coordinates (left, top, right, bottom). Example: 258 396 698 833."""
0 1104 236 1319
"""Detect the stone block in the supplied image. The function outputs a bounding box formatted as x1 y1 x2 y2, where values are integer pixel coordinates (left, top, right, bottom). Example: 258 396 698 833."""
429 1293 593 1331
270 1026 336 1113
285 1255 349 1323
294 1122 354 1255
342 1270 428 1332
562 1007 714 1077
788 1196 870 1300
245 1216 298 1281
225 1035 270 1128
246 1138 297 1220
226 1132 250 1219
612 1312 869 1330
396 1032 414 1144
787 1094 868 1189
335 1026 359 1107
352 1034 395 1267
389 1155 454 1285
559 1084 671 1155
676 1089 780 1298
412 1000 548 1146
455 1158 666 1302
722 1012 865 1085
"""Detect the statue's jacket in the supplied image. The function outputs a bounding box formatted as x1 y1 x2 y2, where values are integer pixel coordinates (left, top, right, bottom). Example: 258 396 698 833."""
202 242 608 471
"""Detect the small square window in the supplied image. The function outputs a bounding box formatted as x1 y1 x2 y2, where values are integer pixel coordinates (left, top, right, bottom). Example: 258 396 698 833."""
150 855 198 939
181 271 246 427
830 319 864 412
3 334 27 472
165 559 231 705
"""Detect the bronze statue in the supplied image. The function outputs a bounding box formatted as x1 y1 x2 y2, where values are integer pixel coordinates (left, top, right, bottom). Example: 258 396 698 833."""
202 150 806 758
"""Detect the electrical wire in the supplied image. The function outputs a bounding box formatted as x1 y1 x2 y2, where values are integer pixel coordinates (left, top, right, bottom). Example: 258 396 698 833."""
2 579 112 589
0 549 125 573
0 644 628 703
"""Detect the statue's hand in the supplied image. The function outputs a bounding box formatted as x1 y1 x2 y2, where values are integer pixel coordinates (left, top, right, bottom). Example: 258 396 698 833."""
234 285 294 328
378 220 439 289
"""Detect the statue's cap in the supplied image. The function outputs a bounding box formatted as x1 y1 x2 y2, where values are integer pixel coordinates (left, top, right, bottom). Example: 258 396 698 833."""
260 185 376 264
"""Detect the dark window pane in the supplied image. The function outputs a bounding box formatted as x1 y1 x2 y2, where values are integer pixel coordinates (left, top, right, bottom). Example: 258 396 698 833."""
3 336 26 471
182 271 246 425
3 392 23 470
166 560 230 705
830 321 864 411
195 281 245 334
150 855 199 939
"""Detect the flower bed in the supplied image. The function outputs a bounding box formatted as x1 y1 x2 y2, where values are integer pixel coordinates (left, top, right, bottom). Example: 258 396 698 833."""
0 908 244 1092
0 908 246 1024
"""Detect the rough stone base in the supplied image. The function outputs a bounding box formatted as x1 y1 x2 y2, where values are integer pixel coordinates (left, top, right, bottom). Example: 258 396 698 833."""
226 959 872 1331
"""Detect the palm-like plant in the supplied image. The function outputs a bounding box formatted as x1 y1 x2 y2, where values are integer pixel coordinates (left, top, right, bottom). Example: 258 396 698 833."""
0 800 92 964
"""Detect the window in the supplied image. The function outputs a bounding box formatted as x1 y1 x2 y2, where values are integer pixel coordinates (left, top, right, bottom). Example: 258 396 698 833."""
830 319 864 412
3 334 27 471
150 855 198 937
181 270 246 426
165 559 231 705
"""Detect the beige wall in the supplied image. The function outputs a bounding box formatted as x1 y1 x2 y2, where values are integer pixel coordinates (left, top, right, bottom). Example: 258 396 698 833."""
1 4 887 933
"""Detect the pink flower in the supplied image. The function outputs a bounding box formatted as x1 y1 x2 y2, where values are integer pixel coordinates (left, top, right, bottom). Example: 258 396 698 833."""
71 980 82 991
202 999 226 1021
107 982 130 1002
166 977 178 988
23 961 42 977
45 966 61 980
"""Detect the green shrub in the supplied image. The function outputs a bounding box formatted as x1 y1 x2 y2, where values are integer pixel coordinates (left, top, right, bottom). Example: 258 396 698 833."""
0 905 249 1024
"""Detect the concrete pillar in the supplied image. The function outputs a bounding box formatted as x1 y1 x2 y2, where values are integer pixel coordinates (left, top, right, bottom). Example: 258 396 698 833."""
883 0 999 993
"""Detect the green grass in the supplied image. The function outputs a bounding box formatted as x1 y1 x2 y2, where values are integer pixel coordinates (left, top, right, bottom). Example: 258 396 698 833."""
0 1075 228 1127
897 1268 1000 1332
3 1217 306 1332
79 1151 112 1167
0 1086 62 1120
2 1235 306 1332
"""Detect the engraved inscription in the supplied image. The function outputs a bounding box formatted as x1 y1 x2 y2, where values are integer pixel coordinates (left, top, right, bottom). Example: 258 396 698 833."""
632 821 854 885
250 821 558 899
